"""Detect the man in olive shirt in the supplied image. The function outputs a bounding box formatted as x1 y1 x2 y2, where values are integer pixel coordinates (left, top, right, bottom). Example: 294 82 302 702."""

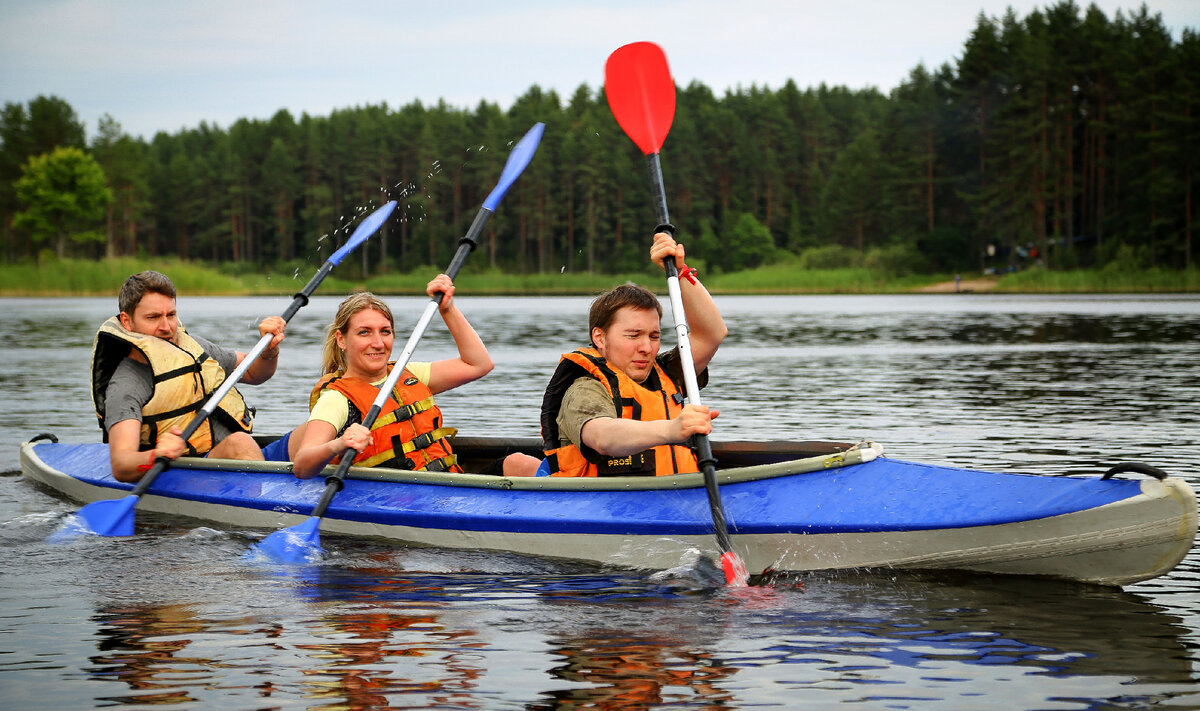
541 231 727 476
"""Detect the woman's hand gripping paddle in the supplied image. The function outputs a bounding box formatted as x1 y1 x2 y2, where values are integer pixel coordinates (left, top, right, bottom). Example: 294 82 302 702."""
605 42 748 587
249 123 546 564
52 200 397 542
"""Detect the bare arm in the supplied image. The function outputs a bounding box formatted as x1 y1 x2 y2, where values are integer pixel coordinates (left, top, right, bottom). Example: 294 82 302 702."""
579 404 718 458
291 420 371 479
650 232 727 372
424 274 494 394
236 315 286 385
108 419 186 483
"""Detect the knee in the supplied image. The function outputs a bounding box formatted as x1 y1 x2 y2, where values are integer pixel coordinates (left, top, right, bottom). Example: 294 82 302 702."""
502 452 542 477
213 432 265 461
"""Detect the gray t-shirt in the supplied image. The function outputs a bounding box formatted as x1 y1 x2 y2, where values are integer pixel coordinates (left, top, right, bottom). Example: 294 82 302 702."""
104 335 238 441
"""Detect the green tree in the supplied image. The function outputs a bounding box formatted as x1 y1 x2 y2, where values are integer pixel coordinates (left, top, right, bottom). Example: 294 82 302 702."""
820 126 886 251
13 146 112 258
725 212 775 270
92 115 149 258
2 95 86 259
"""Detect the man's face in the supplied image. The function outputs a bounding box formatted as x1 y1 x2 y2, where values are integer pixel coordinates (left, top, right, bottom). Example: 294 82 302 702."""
119 292 179 341
592 306 660 383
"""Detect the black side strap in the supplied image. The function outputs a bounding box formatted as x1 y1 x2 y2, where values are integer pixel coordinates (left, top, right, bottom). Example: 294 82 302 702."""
1101 462 1168 481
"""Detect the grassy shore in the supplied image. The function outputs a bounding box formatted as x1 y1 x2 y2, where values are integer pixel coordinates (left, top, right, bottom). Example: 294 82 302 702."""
1 257 1196 297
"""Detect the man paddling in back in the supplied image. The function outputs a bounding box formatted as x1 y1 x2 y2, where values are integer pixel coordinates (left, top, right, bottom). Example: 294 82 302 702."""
541 230 726 476
90 271 286 482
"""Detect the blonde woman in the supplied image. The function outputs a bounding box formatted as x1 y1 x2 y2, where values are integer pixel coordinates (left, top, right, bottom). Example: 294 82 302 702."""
278 276 539 478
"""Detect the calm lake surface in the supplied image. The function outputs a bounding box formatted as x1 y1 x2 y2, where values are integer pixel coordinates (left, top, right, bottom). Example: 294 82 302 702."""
2 293 1198 709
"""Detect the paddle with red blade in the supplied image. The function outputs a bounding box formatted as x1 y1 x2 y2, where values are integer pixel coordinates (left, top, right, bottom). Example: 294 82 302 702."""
605 41 749 587
51 199 397 541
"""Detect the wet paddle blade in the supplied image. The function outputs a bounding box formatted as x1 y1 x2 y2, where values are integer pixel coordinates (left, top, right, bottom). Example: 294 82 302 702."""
483 122 546 211
328 200 397 266
721 551 749 587
605 41 676 155
247 517 326 564
61 495 138 538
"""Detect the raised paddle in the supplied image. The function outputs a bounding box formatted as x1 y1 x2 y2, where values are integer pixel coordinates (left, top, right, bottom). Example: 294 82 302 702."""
250 122 546 564
53 200 398 540
605 41 749 587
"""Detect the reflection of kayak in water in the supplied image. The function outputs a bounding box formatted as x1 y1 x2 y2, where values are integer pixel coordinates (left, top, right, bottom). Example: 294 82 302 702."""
21 435 1197 587
745 569 1199 683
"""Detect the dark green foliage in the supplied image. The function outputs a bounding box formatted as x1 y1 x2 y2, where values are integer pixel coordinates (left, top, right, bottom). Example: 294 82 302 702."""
0 3 1196 277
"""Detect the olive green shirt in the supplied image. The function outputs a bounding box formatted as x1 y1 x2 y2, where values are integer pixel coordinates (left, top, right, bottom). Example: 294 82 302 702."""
555 348 707 449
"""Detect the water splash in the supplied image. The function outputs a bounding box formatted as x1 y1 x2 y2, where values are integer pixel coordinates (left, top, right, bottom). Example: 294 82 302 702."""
244 529 327 566
46 513 96 543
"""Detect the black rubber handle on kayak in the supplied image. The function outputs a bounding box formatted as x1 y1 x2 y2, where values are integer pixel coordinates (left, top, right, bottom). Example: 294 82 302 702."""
1100 462 1168 480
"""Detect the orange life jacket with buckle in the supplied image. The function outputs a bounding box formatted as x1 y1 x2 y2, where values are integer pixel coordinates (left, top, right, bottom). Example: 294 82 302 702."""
540 348 699 477
309 364 460 472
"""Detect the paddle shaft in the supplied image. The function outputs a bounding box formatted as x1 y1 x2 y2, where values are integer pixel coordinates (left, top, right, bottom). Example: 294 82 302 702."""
127 260 345 498
290 123 542 544
308 209 493 518
644 153 736 557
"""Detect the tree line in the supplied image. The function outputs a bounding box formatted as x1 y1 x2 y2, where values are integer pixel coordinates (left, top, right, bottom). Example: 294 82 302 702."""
1 2 1196 278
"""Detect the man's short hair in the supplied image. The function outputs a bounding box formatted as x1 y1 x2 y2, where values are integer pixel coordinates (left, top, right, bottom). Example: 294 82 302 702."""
588 283 662 345
118 271 177 315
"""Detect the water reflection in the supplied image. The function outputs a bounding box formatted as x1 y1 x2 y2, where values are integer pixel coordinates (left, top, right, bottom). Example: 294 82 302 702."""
752 571 1197 684
4 294 1200 709
533 633 736 709
89 604 212 706
293 607 487 711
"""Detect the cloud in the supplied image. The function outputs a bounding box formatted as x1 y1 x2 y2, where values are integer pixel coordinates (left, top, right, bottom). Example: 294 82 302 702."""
2 0 1197 139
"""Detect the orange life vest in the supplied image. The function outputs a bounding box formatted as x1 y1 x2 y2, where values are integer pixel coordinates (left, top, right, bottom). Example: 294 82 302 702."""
90 316 253 454
540 348 699 477
309 364 461 472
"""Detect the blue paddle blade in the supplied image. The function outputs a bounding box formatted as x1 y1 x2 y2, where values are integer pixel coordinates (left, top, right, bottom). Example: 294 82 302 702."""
246 517 326 564
482 123 545 212
328 200 397 267
57 495 138 538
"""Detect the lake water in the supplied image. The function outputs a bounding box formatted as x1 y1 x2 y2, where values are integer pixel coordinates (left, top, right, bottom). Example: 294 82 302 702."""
1 293 1198 709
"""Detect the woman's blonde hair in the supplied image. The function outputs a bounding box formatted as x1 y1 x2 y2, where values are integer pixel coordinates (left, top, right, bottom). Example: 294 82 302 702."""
321 292 395 375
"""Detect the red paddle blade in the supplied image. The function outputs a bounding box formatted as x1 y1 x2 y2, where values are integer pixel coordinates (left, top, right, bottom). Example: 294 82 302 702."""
721 551 749 587
605 41 676 155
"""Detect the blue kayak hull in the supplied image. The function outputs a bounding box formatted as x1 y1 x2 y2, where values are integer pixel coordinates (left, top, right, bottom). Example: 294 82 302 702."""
21 439 1197 586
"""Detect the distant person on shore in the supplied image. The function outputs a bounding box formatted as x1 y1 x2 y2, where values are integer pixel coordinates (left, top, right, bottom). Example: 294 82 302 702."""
540 230 727 476
282 278 541 478
90 270 286 482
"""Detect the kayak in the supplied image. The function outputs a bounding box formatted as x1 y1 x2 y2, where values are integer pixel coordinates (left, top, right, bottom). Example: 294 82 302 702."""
20 434 1197 586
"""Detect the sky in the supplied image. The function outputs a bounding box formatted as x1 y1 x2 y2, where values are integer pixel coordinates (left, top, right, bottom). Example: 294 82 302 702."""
2 0 1198 141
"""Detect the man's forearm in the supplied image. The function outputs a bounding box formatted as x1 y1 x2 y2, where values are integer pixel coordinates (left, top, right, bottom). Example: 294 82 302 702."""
580 417 675 457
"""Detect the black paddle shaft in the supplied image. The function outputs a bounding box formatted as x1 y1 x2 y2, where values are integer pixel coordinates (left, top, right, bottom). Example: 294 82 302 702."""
308 218 489 518
643 152 737 556
128 263 338 499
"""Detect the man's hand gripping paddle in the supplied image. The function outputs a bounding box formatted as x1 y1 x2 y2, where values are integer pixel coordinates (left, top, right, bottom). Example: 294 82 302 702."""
51 200 397 541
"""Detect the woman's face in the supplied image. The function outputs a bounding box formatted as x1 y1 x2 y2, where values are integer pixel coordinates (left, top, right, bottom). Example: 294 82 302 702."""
336 308 393 379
